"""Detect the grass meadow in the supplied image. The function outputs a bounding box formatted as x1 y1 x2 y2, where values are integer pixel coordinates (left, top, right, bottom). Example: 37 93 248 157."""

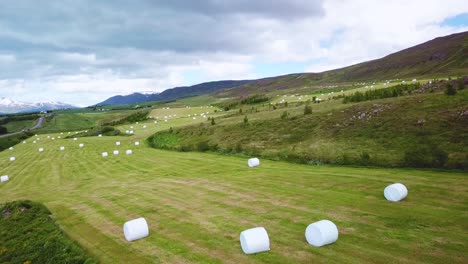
1 107 467 263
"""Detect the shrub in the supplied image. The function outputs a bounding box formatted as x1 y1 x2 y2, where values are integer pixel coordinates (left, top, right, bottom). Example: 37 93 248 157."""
243 115 248 124
281 111 289 119
304 105 313 115
211 118 216 125
197 141 210 152
0 200 95 263
445 83 457 95
360 152 371 166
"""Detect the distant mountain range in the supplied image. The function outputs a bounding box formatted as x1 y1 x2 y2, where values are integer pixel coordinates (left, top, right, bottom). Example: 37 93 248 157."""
96 80 253 105
0 97 76 114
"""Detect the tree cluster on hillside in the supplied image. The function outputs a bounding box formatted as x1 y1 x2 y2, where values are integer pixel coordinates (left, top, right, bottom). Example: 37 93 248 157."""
343 83 421 103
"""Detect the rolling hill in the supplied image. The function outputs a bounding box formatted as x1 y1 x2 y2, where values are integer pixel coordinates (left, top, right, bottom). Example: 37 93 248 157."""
97 80 253 106
217 31 468 97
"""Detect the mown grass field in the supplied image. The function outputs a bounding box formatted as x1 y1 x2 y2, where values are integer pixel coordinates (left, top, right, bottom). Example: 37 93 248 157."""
1 106 467 263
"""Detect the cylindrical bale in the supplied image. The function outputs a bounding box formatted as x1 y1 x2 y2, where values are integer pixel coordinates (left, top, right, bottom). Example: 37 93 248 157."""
60 146 65 151
113 150 119 155
73 138 77 141
123 217 149 242
135 142 140 146
239 227 270 254
9 157 15 161
98 134 102 137
23 141 26 144
305 220 339 247
102 152 108 157
9 147 13 150
126 150 132 155
248 158 260 168
79 143 84 148
116 142 121 146
384 183 408 202
38 148 44 152
1 175 9 182
143 125 147 129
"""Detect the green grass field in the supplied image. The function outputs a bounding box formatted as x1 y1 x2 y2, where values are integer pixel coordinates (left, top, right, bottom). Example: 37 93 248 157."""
1 107 467 263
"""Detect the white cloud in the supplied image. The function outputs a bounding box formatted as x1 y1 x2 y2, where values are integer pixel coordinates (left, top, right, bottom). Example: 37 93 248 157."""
0 1 467 105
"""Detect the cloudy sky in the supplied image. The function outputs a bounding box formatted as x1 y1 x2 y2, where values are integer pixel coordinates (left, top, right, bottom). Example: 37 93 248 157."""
0 0 467 106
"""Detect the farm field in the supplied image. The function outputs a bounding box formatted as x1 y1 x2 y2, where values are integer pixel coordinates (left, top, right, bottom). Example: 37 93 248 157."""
1 108 467 263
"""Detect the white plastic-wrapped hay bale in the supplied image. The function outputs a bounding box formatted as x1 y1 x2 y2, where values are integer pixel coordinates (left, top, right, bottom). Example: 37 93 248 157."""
384 183 408 202
116 141 121 146
240 227 270 254
60 146 65 151
10 157 16 161
143 125 147 129
9 147 13 150
126 150 133 155
123 217 149 242
23 141 26 144
38 148 44 152
1 175 9 182
113 150 119 155
305 220 339 247
73 138 78 141
129 130 134 134
248 158 260 168
33 141 36 144
102 152 108 157
130 126 134 129
79 143 84 148
135 141 140 146
98 134 102 137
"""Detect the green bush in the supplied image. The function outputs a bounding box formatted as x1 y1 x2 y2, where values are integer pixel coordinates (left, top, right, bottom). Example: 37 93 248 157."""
445 83 457 95
0 200 95 264
304 105 312 115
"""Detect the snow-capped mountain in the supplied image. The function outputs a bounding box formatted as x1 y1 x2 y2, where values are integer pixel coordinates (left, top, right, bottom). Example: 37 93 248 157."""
0 97 76 114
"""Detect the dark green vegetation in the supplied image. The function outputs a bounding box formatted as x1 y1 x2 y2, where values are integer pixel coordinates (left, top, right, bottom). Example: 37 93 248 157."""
342 83 421 103
148 80 468 169
0 132 33 151
101 110 150 126
0 200 94 264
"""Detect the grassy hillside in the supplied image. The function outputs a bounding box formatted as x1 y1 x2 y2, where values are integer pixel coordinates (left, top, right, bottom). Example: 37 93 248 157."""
0 200 95 263
0 111 467 263
216 32 467 98
149 80 468 169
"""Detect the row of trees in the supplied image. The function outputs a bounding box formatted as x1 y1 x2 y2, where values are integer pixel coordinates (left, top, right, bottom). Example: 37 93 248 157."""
342 83 421 103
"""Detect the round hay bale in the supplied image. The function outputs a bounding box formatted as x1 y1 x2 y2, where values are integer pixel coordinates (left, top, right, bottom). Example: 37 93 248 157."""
60 146 65 151
240 227 270 254
79 143 84 148
23 141 26 144
305 220 339 247
9 147 13 150
143 125 147 129
116 141 121 146
38 148 44 152
1 175 9 182
135 142 140 146
73 138 78 141
113 150 119 155
33 141 36 144
384 183 408 202
98 134 102 137
9 157 16 161
123 217 149 242
248 158 260 168
102 152 108 157
126 150 133 155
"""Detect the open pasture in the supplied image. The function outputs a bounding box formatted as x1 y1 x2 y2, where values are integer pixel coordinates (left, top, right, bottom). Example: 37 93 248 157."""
1 107 467 263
